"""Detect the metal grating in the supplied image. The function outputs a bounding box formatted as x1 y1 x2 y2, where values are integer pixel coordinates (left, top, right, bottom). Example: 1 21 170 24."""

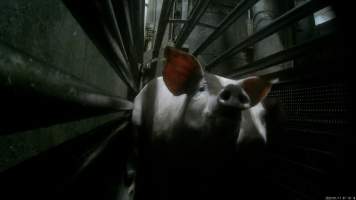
265 80 351 199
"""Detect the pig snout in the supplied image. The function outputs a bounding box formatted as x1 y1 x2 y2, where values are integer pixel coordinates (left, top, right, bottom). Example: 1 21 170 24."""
217 84 251 110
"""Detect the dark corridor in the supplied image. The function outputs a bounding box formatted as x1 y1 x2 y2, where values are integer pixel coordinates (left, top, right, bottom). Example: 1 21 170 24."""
0 0 355 199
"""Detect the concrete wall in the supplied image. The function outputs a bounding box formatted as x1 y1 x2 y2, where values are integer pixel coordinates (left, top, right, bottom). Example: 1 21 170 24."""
0 0 127 171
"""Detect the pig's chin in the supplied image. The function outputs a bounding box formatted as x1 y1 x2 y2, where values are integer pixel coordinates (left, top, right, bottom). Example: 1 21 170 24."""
207 108 241 132
212 105 242 122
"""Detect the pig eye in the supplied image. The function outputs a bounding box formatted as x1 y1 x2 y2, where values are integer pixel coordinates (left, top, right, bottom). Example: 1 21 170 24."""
198 83 207 92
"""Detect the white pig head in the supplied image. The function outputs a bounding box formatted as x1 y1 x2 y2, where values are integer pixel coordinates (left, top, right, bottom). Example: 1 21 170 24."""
132 47 271 152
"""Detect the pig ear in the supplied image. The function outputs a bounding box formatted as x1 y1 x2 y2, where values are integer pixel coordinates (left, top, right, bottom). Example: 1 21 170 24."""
241 77 272 106
163 46 204 96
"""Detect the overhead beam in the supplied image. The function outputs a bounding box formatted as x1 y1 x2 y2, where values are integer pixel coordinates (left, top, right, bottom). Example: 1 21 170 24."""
193 0 259 56
175 0 211 48
205 0 328 69
228 33 333 79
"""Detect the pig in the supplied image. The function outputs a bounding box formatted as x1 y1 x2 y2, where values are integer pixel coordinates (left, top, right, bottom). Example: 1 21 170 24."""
131 47 272 200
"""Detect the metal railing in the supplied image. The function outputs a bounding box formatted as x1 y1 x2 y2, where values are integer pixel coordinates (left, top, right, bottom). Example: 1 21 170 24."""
62 0 146 94
205 0 328 70
153 0 330 80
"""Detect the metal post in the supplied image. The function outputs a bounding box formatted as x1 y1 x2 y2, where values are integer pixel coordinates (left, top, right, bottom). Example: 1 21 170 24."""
114 0 141 86
147 0 175 80
133 0 145 64
205 0 328 69
193 0 259 56
134 0 146 90
104 0 138 87
105 0 130 63
174 0 211 48
182 0 189 20
252 0 286 75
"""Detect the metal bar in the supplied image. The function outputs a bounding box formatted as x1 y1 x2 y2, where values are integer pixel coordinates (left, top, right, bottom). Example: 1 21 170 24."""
193 0 259 56
149 0 175 76
175 0 211 47
105 0 130 63
137 0 145 64
0 117 132 198
152 0 175 57
168 19 188 23
98 2 139 93
182 0 189 20
265 176 314 200
228 33 332 79
76 121 129 174
101 20 138 92
0 42 133 110
197 22 217 29
0 42 133 134
118 0 141 85
273 143 338 158
205 0 328 69
267 153 327 198
211 1 237 9
267 153 327 175
168 19 217 29
122 0 136 54
168 1 177 41
104 0 139 89
133 0 145 90
62 0 138 93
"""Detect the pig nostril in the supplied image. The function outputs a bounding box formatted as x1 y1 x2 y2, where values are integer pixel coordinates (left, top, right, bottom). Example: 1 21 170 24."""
238 93 249 104
220 90 231 101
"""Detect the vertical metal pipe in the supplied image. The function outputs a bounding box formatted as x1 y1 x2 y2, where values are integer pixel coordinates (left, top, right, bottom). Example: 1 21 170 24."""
152 0 175 57
174 0 211 48
147 0 175 81
136 0 146 64
193 0 259 56
105 0 130 63
182 0 189 20
121 0 140 84
251 0 293 77
252 0 284 60
294 0 316 43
